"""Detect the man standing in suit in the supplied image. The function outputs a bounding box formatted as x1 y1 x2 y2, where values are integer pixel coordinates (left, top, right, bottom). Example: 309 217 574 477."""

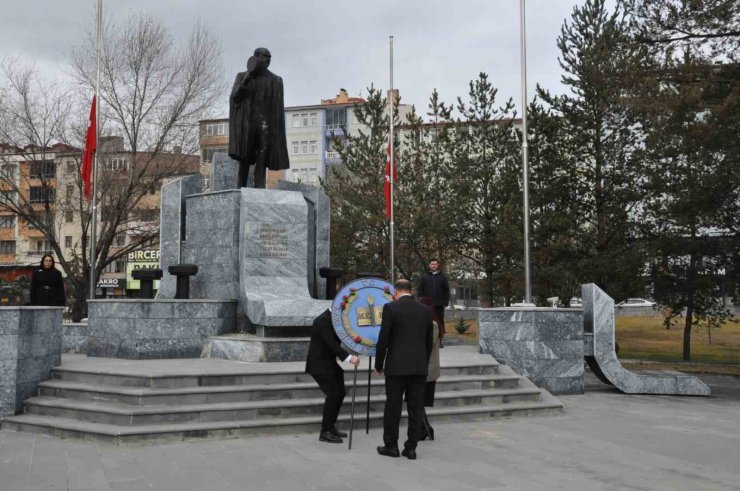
417 258 450 343
306 309 360 443
375 279 434 460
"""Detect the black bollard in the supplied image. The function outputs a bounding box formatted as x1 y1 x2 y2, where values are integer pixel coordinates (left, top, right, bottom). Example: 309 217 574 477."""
319 266 344 300
132 269 163 299
168 264 199 299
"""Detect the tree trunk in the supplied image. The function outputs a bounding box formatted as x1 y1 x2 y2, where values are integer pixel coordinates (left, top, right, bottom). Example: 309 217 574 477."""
683 304 693 361
70 282 89 323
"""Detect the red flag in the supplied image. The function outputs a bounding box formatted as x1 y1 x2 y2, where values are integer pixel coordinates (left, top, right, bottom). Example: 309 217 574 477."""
384 142 397 219
82 96 96 200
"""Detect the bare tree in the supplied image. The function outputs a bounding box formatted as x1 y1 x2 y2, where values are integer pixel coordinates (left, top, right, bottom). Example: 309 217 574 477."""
1 12 225 320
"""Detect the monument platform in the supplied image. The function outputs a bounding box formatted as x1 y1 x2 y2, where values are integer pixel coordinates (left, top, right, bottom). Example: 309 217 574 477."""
0 346 563 445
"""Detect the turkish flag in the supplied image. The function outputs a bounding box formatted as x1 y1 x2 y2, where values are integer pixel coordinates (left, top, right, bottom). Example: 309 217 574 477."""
82 95 96 200
384 142 397 219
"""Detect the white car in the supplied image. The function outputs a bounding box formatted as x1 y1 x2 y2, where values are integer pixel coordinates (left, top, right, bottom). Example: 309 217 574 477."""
616 298 656 308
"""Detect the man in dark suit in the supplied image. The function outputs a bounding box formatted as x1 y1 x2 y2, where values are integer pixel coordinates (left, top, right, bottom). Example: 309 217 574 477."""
375 279 434 460
305 308 359 443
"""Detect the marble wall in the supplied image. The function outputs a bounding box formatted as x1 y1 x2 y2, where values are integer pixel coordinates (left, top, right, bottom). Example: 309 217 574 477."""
86 300 236 359
158 173 204 298
62 322 87 354
478 308 584 395
0 307 63 416
277 180 330 300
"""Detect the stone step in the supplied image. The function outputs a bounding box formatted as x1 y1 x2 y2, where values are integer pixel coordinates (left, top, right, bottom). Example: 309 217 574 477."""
23 386 544 426
3 393 564 445
50 362 499 388
38 373 523 406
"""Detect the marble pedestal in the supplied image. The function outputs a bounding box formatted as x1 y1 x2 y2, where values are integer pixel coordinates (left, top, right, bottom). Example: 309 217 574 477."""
155 156 331 361
0 307 63 416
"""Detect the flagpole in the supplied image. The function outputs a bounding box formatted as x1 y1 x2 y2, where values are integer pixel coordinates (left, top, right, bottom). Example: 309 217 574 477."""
389 35 395 282
519 0 532 304
89 0 102 300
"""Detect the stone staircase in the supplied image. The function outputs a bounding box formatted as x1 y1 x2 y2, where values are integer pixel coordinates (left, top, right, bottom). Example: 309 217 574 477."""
1 347 563 445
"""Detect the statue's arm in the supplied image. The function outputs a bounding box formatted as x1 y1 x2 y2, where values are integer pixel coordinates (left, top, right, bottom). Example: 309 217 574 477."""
230 73 249 103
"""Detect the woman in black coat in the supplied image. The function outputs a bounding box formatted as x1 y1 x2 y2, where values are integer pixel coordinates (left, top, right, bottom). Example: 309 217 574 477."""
30 254 66 307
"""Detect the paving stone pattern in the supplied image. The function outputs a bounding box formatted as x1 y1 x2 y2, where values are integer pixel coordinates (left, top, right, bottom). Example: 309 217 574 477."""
1 374 738 490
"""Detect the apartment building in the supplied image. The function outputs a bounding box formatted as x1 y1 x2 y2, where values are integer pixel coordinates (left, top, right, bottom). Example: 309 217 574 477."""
0 139 199 298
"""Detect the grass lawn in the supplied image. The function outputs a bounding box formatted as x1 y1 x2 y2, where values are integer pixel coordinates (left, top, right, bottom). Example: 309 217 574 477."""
616 315 740 366
444 314 740 371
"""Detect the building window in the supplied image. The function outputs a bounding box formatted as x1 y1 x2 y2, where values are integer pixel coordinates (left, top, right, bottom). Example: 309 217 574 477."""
0 240 16 254
65 236 73 248
0 190 18 204
326 108 346 129
33 240 52 255
30 186 55 203
28 212 52 230
66 160 76 172
65 210 74 223
0 163 17 179
105 258 126 273
30 160 56 178
291 141 318 155
291 112 318 128
203 122 226 136
202 147 228 163
0 216 16 229
105 157 128 170
114 232 126 246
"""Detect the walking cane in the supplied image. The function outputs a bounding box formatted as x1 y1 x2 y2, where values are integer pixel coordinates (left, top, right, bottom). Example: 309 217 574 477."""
348 363 359 450
366 356 372 433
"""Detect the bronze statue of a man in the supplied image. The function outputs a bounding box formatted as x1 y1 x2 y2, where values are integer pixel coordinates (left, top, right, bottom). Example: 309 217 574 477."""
228 47 290 188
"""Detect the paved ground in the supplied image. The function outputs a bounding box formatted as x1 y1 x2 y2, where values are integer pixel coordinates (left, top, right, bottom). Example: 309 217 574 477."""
1 372 738 491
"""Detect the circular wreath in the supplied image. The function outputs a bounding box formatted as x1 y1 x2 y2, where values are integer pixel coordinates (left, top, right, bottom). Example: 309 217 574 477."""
340 286 393 347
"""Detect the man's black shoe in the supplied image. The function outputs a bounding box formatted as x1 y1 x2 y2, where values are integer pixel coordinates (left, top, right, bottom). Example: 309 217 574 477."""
376 445 400 458
401 448 417 460
329 427 348 438
319 430 343 443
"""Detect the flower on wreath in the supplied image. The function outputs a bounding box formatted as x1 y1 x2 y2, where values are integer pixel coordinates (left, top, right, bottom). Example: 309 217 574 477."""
342 295 349 301
341 302 347 310
383 286 391 293
349 288 357 293
353 335 362 343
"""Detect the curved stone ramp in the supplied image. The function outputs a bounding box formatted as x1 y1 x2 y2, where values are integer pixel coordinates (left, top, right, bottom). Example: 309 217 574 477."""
582 283 710 396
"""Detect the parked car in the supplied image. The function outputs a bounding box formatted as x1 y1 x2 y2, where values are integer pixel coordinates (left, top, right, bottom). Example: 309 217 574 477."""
616 298 656 308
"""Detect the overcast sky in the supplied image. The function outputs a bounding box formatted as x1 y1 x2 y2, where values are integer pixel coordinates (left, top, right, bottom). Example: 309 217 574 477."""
1 0 596 118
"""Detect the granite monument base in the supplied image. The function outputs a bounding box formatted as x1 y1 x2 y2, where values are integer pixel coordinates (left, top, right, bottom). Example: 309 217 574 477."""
479 308 584 395
86 300 236 359
201 333 309 362
63 322 87 354
0 307 63 416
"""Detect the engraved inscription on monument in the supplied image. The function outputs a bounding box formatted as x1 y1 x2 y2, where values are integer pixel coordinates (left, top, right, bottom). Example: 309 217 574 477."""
258 223 289 258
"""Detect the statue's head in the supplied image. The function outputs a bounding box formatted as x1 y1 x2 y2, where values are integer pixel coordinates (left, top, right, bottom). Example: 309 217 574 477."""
254 48 272 68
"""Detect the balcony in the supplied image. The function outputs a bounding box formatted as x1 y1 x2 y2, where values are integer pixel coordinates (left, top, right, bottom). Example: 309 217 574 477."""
325 125 346 138
325 151 342 163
